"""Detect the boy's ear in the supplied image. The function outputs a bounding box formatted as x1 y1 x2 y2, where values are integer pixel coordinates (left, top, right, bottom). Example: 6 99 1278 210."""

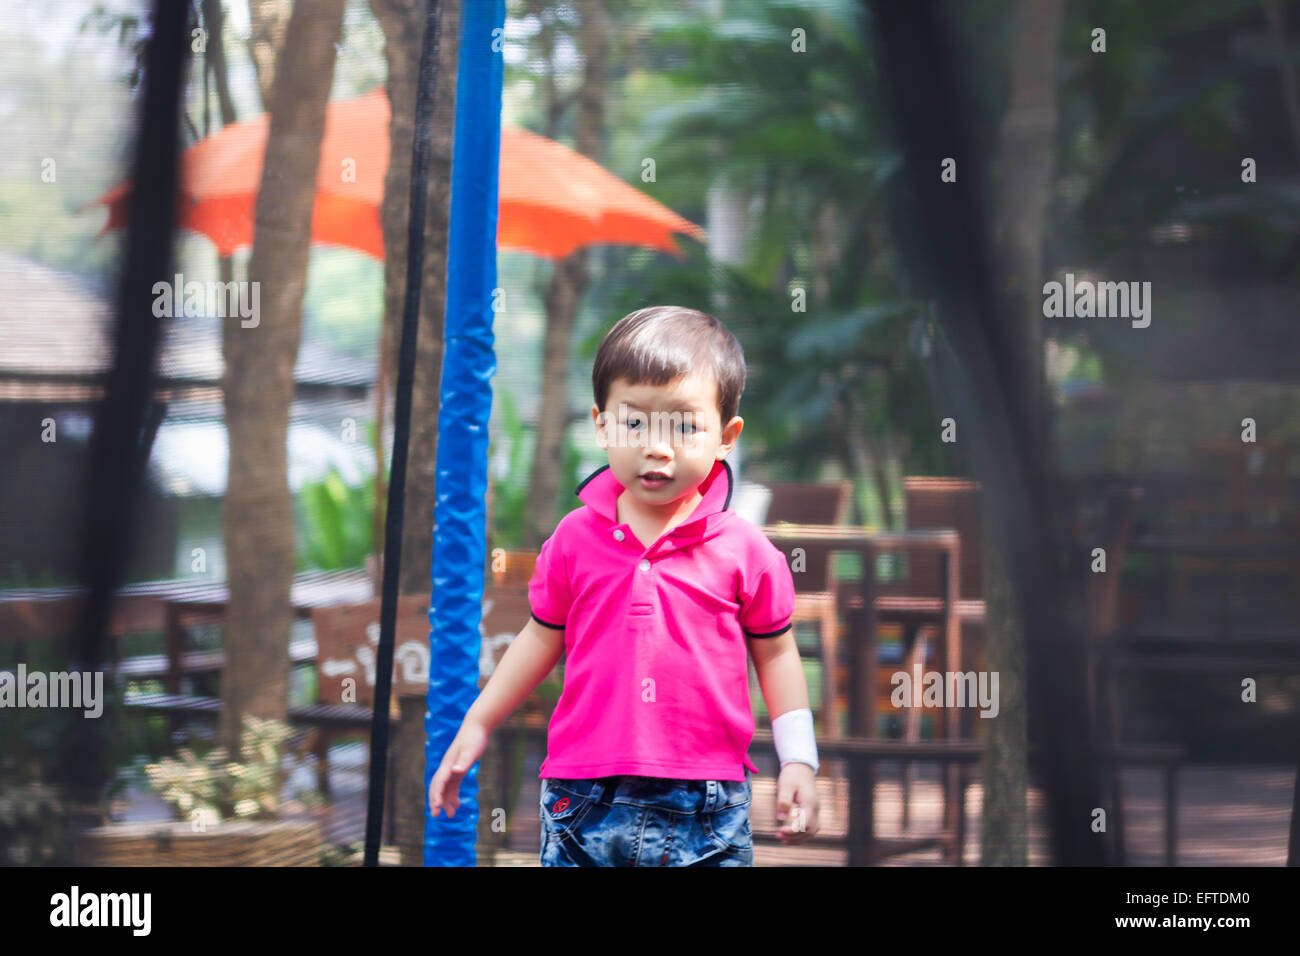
592 403 608 448
717 415 744 457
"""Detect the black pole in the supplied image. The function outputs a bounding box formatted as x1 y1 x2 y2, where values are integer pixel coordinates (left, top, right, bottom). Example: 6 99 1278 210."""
65 0 190 824
365 0 445 867
865 0 1105 865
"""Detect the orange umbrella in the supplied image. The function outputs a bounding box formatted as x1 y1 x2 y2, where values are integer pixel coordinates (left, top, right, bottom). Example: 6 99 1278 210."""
95 88 705 260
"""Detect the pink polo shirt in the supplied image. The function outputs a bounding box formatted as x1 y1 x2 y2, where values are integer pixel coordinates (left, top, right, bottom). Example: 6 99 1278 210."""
529 458 795 782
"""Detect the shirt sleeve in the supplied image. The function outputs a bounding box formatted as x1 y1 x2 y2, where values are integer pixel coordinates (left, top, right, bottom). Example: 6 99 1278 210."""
739 548 796 638
527 530 571 630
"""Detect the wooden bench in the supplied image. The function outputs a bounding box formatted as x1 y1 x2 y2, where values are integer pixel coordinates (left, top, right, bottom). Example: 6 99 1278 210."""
123 691 389 729
0 568 374 678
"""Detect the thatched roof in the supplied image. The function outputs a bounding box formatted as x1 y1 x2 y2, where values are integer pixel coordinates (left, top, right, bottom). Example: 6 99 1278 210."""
0 250 374 393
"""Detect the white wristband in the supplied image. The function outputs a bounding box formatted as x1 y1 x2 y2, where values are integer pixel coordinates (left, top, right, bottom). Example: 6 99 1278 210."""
771 707 819 774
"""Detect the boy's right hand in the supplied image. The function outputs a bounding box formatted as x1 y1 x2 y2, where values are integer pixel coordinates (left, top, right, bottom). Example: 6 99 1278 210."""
427 720 490 819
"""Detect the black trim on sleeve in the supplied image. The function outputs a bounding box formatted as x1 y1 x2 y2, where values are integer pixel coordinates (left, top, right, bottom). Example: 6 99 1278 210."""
531 611 565 630
743 621 792 639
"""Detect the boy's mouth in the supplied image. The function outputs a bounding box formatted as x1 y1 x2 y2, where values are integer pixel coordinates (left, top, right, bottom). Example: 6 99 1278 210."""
638 471 672 489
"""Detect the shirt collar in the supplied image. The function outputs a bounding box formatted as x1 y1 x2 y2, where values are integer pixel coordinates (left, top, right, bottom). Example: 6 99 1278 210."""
574 458 735 538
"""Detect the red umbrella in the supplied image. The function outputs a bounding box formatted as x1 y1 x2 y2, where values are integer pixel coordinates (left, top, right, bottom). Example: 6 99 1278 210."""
94 88 705 259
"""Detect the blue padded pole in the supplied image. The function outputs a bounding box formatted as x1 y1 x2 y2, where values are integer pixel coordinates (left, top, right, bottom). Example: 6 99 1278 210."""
424 0 505 867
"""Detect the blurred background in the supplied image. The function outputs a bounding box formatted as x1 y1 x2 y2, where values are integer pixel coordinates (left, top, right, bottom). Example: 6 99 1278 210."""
1 0 1298 866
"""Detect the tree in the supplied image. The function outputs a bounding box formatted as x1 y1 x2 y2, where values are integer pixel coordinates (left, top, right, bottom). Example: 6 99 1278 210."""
980 0 1066 868
369 0 461 599
220 0 348 758
197 0 242 407
524 0 609 546
247 0 292 109
604 0 942 524
199 0 238 128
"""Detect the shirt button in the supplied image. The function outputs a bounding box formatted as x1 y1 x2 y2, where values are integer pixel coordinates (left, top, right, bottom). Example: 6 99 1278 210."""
638 559 651 572
613 530 625 541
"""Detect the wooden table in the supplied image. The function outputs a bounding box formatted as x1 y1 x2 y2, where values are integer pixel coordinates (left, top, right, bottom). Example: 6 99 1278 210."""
759 525 974 863
759 526 966 733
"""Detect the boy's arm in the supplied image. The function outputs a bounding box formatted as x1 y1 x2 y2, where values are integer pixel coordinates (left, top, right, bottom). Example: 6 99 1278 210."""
747 629 810 722
748 630 821 840
429 617 565 817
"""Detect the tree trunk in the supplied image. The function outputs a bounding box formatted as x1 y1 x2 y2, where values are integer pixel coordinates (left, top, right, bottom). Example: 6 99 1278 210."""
369 0 461 866
200 0 237 126
842 386 885 528
200 0 238 396
810 200 839 308
370 0 460 598
220 0 347 760
247 0 292 111
527 255 587 545
979 0 1065 866
705 174 749 314
525 0 607 546
1263 0 1300 163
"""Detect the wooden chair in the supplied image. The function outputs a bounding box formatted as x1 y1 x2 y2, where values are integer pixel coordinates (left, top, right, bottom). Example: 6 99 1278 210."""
913 482 987 687
890 478 984 829
488 549 539 589
760 481 855 738
1170 440 1296 619
1083 484 1181 864
891 478 985 739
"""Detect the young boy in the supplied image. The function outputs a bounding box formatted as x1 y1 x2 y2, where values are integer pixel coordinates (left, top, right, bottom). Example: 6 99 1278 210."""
428 305 821 866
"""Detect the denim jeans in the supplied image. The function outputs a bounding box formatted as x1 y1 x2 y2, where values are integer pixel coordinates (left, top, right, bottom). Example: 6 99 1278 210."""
539 768 754 866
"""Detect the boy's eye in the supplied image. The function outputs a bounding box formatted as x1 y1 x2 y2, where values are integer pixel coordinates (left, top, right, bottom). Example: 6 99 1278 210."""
678 421 698 433
625 416 645 429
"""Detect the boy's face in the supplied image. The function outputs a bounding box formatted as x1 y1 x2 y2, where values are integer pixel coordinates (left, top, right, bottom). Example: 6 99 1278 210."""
592 372 743 513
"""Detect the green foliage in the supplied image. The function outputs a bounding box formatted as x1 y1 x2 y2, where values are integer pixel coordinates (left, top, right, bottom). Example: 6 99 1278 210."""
488 389 533 549
590 0 955 508
295 417 383 573
80 3 151 90
486 387 585 546
0 564 77 590
301 246 384 359
296 469 375 571
558 427 584 520
0 770 67 866
1053 0 1300 386
0 637 153 863
143 715 319 824
0 650 82 863
0 182 121 283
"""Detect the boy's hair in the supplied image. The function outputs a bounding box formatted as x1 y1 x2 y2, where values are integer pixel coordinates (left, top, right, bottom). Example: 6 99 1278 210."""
592 306 747 423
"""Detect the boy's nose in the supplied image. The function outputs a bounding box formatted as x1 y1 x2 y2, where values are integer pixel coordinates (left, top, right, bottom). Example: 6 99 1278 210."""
646 437 674 458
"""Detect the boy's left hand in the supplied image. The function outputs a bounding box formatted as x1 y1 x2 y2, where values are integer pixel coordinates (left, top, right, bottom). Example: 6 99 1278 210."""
774 762 820 844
